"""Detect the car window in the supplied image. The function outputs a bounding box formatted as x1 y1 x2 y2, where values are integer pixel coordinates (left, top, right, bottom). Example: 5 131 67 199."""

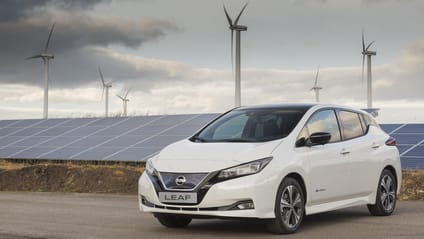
363 113 378 127
339 111 364 139
212 114 248 140
302 109 341 143
196 108 307 142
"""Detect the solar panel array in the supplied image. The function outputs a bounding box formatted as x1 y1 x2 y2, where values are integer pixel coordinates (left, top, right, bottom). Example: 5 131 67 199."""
380 124 424 169
0 115 423 169
0 114 218 162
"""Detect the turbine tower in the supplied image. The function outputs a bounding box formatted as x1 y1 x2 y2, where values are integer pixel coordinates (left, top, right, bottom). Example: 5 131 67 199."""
117 88 131 117
27 23 55 119
311 66 322 103
224 3 248 107
362 31 376 110
98 67 112 117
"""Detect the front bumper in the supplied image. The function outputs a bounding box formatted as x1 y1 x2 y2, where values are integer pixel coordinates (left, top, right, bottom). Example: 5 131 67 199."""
138 172 276 219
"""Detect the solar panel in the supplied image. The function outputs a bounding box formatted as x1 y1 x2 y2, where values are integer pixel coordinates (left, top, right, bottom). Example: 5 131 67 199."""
9 136 50 147
0 115 422 169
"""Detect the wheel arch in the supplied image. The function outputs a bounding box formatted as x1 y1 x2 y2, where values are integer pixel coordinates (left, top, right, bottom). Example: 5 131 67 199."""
383 165 398 187
285 172 307 203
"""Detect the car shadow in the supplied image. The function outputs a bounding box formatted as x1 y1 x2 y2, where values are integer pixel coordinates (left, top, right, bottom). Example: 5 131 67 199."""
182 206 372 235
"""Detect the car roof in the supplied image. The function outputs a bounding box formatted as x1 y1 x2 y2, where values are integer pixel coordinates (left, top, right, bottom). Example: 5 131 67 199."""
236 103 316 111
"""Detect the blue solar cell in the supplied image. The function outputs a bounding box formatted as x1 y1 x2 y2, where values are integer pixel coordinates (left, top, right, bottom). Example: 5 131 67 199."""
11 119 45 127
12 147 56 159
134 135 187 148
128 125 171 135
403 146 424 157
35 127 74 137
106 147 161 161
149 115 195 125
40 147 85 159
37 136 80 147
0 136 25 147
59 118 98 127
396 145 412 154
0 146 26 157
10 127 47 136
67 136 109 148
392 134 424 145
74 147 122 160
86 117 126 127
0 127 22 136
380 124 402 134
9 136 50 147
34 118 70 128
396 124 424 134
102 135 150 147
61 126 103 137
0 120 19 128
400 157 424 169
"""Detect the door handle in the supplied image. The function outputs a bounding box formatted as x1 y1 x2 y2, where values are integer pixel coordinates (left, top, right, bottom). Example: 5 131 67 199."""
371 143 380 149
340 149 350 155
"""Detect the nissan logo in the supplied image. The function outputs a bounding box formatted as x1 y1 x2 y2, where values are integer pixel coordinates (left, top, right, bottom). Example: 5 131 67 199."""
175 176 187 186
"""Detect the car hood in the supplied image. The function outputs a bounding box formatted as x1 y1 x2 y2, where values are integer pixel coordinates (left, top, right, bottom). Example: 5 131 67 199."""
152 139 282 173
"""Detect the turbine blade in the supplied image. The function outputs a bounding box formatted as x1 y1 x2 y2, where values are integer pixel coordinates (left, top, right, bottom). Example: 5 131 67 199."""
44 23 55 53
116 94 124 100
101 87 105 101
125 88 131 98
26 54 42 59
362 31 365 52
314 65 320 87
98 67 105 86
234 2 248 25
366 40 375 51
362 55 365 89
223 5 233 26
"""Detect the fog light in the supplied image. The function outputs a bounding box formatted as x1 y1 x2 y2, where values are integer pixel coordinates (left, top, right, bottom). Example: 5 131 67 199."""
230 200 254 210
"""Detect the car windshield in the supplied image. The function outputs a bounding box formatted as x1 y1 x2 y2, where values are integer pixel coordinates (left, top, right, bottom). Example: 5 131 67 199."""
192 108 306 143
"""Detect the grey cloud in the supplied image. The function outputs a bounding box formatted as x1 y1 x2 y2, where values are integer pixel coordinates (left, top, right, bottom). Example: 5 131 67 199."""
0 0 106 21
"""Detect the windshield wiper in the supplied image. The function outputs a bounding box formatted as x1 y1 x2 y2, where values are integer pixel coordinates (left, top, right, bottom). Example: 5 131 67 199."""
191 135 207 142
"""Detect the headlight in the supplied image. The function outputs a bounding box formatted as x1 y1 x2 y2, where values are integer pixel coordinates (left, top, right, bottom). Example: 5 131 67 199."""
215 157 273 182
145 159 158 176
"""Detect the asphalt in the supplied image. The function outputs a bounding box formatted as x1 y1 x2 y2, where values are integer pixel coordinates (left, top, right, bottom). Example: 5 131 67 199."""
0 192 423 239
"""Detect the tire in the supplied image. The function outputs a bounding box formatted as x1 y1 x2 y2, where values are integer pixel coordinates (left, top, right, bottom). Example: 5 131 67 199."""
267 177 305 234
154 213 192 228
367 169 397 216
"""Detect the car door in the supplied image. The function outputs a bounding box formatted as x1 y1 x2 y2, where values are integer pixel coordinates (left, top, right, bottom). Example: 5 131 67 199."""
337 111 382 197
296 109 351 206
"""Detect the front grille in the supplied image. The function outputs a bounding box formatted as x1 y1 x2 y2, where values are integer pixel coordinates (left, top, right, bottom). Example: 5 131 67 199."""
159 172 208 190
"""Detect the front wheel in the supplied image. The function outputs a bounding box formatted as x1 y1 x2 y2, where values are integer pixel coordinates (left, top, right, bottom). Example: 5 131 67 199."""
267 177 305 234
367 169 397 216
154 213 192 228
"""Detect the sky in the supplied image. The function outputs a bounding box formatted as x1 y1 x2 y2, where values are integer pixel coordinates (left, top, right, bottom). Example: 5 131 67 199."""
0 0 423 123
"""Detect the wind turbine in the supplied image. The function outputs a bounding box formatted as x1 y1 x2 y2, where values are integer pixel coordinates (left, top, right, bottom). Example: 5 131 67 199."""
361 31 377 110
224 3 248 107
27 23 55 119
311 66 322 103
116 88 131 117
98 67 112 117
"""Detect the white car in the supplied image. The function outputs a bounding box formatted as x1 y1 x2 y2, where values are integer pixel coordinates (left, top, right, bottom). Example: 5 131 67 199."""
139 104 401 234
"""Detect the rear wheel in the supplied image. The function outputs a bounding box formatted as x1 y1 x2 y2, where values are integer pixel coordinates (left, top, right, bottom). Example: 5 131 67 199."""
154 213 192 228
267 177 305 234
367 169 397 216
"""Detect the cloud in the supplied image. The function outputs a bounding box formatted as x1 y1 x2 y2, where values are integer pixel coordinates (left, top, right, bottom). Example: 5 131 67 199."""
0 0 106 21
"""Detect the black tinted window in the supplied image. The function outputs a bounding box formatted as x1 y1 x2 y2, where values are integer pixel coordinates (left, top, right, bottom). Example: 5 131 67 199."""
339 111 364 139
304 109 341 143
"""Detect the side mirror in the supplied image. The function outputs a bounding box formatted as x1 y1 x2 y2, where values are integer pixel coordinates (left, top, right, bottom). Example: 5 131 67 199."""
308 132 331 146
